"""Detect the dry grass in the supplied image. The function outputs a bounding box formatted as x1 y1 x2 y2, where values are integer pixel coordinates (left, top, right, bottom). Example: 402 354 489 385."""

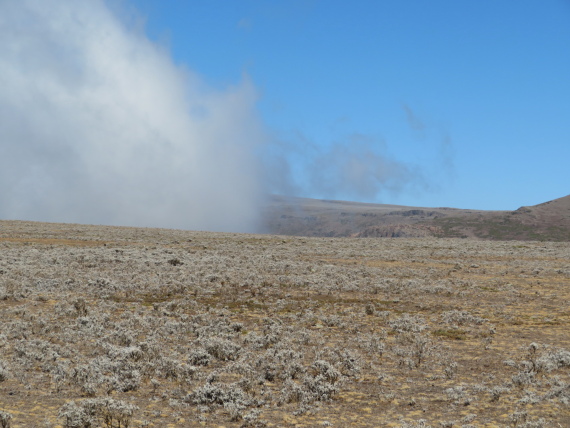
0 220 569 427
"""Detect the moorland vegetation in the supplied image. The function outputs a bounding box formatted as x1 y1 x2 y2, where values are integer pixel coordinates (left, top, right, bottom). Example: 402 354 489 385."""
0 220 569 427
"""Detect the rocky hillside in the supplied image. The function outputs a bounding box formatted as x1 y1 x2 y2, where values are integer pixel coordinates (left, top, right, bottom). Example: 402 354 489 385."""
262 194 570 241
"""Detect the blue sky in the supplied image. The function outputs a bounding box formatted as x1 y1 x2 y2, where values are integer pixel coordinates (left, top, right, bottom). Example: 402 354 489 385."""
128 0 570 210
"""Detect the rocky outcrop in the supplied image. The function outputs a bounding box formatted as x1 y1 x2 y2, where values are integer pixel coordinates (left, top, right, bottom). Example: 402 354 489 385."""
352 224 444 238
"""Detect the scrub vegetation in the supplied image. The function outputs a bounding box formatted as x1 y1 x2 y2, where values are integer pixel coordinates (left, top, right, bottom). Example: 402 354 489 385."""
0 220 569 427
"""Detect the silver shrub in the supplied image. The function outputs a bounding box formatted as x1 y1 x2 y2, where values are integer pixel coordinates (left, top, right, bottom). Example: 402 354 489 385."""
202 337 241 361
488 385 510 402
0 411 12 428
59 398 138 428
389 314 427 333
188 348 212 366
302 374 338 401
71 363 104 397
58 401 96 428
255 348 305 382
0 361 9 382
543 380 570 405
536 347 570 373
441 310 486 327
241 408 265 427
509 411 547 428
279 379 306 404
444 361 458 379
187 382 253 421
399 419 432 428
394 333 437 369
312 360 341 384
315 347 361 377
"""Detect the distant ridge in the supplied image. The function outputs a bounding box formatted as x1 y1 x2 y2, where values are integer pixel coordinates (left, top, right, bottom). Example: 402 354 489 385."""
262 194 570 241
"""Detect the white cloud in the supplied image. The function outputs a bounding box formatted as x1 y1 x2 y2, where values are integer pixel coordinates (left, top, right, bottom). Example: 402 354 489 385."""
0 0 266 232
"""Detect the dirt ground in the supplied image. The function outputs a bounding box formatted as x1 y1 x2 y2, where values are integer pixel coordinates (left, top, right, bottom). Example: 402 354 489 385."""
0 220 569 427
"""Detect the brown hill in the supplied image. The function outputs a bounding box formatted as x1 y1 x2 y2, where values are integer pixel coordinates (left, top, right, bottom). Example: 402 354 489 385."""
431 194 570 241
262 194 570 241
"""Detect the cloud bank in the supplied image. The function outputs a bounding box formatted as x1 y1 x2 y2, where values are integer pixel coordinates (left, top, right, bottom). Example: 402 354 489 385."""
0 1 449 233
0 0 265 232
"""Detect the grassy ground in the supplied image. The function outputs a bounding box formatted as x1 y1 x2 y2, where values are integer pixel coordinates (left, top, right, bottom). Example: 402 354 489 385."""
0 220 569 427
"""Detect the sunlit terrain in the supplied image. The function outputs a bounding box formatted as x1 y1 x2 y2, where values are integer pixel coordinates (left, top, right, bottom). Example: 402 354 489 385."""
0 220 569 427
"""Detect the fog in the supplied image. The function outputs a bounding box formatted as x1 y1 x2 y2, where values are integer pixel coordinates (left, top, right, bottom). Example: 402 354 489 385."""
0 1 438 233
0 0 265 232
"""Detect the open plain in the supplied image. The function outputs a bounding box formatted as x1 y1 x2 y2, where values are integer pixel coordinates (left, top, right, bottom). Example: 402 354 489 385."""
0 220 569 427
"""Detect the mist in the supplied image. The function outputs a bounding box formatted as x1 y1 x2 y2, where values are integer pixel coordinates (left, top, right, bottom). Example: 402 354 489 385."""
0 0 265 232
264 131 431 203
0 1 443 234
